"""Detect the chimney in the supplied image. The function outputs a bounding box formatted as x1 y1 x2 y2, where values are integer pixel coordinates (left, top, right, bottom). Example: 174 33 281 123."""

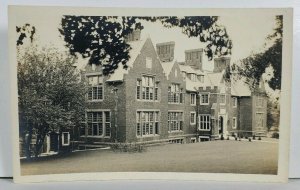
156 41 175 62
213 57 230 73
184 48 203 70
124 29 141 42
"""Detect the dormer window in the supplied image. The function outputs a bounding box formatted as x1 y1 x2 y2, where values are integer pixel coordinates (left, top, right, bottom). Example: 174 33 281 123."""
190 74 197 82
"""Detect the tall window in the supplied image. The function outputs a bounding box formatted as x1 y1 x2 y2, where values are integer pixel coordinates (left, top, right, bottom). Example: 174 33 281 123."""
62 132 70 146
232 97 237 107
154 82 159 101
136 111 160 136
136 80 141 99
168 112 184 132
199 115 211 131
232 117 237 129
168 84 184 103
190 112 196 125
140 76 155 101
200 93 209 105
220 94 226 104
87 75 103 101
190 93 196 105
86 111 111 137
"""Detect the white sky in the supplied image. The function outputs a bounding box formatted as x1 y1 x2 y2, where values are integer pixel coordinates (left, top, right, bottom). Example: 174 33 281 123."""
16 12 277 71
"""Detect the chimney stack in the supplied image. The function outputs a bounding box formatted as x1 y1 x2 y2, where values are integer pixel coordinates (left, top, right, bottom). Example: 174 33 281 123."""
213 57 230 73
156 41 175 62
184 48 203 70
124 29 141 42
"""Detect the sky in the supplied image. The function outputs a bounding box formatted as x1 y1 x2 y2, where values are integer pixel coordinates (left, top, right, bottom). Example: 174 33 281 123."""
16 11 277 71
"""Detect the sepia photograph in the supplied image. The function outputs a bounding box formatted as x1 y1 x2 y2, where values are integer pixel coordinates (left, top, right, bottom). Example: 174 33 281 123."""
9 6 292 183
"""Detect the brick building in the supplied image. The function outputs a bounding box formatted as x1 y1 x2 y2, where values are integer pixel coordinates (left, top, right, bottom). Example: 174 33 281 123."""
77 32 268 145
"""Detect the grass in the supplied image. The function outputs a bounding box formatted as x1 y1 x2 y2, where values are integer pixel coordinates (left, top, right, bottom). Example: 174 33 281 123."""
21 139 278 175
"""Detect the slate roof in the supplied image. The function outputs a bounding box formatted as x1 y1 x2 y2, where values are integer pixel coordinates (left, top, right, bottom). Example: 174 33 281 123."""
106 38 147 82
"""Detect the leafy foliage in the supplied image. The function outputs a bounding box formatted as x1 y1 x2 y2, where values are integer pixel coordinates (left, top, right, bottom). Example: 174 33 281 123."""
237 15 283 90
18 46 86 158
16 23 36 46
59 16 232 75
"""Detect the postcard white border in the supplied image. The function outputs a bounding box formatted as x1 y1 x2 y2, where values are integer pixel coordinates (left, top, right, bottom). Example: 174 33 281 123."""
8 6 293 183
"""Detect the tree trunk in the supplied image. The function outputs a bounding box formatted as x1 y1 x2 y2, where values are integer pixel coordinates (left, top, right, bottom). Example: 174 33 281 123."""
25 127 33 160
34 126 47 158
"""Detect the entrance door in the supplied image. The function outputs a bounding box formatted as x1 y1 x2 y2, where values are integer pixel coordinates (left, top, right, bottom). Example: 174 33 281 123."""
49 132 59 152
219 116 224 134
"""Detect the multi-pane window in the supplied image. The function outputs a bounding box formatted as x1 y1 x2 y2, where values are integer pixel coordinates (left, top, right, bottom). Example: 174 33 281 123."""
256 97 264 107
190 93 196 105
190 74 197 82
190 112 196 125
136 111 160 136
141 76 155 101
168 84 184 103
137 77 159 101
220 94 226 104
200 94 209 105
87 75 103 101
136 80 141 100
199 115 211 131
232 97 237 107
86 111 111 137
232 117 237 129
168 112 184 132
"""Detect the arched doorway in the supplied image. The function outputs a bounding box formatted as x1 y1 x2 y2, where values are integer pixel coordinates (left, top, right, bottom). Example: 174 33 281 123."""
219 116 224 134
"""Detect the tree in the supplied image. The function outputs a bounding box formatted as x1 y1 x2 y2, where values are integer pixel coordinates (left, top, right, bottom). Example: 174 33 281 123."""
59 16 232 75
18 46 86 159
237 15 283 90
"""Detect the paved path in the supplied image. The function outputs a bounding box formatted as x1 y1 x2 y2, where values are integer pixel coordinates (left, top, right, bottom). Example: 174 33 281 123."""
21 140 278 175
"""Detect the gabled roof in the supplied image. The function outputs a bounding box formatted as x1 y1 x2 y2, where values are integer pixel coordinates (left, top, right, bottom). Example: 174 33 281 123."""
231 79 252 97
179 65 204 75
161 60 176 78
185 78 200 92
198 71 224 88
106 38 147 82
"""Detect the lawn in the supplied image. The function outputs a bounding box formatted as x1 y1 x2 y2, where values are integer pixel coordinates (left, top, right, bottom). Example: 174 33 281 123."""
21 139 278 175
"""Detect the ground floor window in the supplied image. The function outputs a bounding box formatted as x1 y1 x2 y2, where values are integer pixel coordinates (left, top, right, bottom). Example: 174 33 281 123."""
136 111 160 137
232 117 237 129
198 114 211 131
62 132 70 146
86 111 111 137
168 111 184 132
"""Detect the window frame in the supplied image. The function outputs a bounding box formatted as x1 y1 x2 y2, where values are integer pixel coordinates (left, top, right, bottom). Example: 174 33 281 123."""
168 83 184 104
62 132 70 146
198 114 211 131
86 75 104 102
190 93 196 105
232 117 237 129
232 97 237 107
136 110 160 137
85 111 111 138
190 111 196 125
200 93 210 105
168 111 184 132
